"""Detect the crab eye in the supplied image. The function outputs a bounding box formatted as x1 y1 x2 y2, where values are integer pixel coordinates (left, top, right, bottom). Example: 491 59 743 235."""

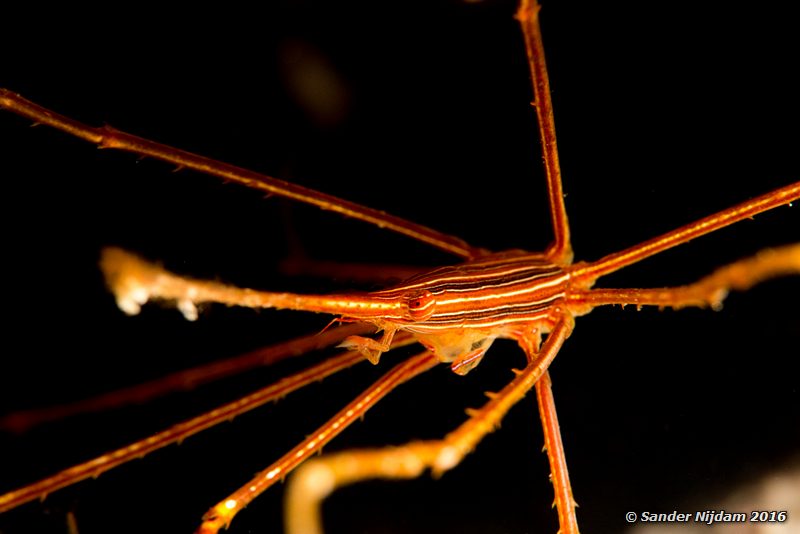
403 289 436 321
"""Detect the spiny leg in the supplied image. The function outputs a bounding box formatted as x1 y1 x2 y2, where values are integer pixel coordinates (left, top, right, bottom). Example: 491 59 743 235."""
0 89 484 260
0 333 419 513
535 371 579 534
520 0 797 282
570 182 800 284
284 316 573 534
197 351 438 534
518 0 572 264
518 0 798 269
520 324 579 532
570 243 800 310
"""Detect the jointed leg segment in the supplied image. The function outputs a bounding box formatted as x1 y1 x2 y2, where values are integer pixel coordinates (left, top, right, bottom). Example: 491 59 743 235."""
0 89 482 260
570 183 800 284
518 0 572 265
197 350 438 534
536 371 579 534
338 326 398 365
283 316 574 534
0 330 418 514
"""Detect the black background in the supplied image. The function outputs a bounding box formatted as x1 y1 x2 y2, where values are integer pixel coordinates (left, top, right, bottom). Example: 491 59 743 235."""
1 2 798 534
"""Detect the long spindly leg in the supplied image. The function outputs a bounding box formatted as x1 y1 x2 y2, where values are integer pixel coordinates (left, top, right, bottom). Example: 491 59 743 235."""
571 243 800 311
535 371 579 534
284 316 574 534
517 0 572 264
0 89 484 260
0 332 416 514
0 322 375 433
571 182 800 285
197 350 438 534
